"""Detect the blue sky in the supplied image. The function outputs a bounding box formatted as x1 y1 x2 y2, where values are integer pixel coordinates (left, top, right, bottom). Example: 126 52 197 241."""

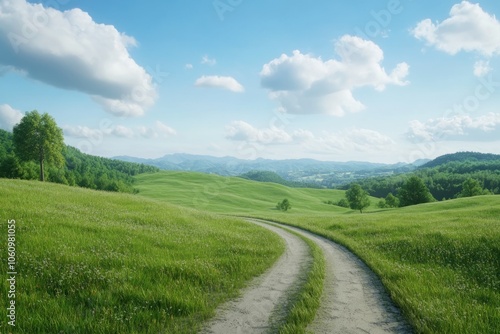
1 0 500 163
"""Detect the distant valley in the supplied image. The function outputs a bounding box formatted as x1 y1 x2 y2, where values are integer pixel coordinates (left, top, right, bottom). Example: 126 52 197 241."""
114 153 430 188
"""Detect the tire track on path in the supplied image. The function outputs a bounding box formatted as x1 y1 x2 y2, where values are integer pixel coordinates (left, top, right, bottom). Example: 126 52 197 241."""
251 219 413 334
200 220 310 334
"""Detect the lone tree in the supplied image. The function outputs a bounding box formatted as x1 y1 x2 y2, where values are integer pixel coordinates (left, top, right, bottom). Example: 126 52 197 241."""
345 184 371 213
13 111 65 181
276 198 291 212
459 178 483 198
397 176 435 207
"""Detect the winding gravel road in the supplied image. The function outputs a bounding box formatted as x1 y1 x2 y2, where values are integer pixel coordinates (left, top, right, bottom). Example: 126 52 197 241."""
200 219 413 334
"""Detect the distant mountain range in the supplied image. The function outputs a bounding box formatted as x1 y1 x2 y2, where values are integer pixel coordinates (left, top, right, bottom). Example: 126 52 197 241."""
114 153 430 187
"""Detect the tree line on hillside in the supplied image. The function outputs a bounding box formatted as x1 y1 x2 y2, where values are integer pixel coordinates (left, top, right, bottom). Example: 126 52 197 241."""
0 111 158 193
341 176 434 212
338 174 490 213
340 155 500 201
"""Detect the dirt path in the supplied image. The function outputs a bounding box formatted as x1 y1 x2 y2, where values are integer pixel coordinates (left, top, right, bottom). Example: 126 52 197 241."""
254 219 413 334
201 218 412 333
200 220 311 334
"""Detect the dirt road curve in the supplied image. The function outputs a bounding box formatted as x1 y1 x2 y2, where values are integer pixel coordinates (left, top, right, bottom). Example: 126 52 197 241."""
200 220 311 334
201 219 412 334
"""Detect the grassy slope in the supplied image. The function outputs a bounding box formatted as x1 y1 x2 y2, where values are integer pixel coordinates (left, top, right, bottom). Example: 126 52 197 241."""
275 198 500 333
135 171 500 334
0 179 284 333
134 171 378 215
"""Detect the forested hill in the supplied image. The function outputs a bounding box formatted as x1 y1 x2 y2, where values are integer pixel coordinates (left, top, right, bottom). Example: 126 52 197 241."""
343 152 500 200
0 129 158 193
422 152 500 168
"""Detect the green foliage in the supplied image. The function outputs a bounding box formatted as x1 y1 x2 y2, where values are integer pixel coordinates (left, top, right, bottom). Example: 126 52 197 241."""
0 179 284 333
459 178 484 198
277 198 291 211
345 152 500 200
62 146 158 193
0 129 158 193
422 151 500 168
337 198 349 208
398 176 435 207
345 184 371 213
377 199 387 208
0 154 21 178
378 193 400 209
385 192 399 208
12 110 65 181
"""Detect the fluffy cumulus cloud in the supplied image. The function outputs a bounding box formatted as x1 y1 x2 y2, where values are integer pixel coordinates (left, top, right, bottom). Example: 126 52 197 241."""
259 35 409 116
195 75 244 93
407 113 500 142
0 0 156 116
63 121 176 140
226 121 395 153
412 1 500 57
0 104 23 130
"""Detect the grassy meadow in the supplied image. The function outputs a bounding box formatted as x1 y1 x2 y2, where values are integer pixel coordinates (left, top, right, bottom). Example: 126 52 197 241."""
0 179 284 333
275 197 500 333
134 171 374 215
136 171 500 333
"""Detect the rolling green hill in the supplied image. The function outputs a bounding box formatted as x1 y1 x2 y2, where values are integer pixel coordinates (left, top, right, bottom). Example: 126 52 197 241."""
239 170 320 188
134 170 500 333
276 196 500 333
421 151 500 168
0 179 283 333
134 171 378 215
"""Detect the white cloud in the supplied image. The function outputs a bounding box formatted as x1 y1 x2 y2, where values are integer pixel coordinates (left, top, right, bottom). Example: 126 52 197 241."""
185 63 193 70
226 121 292 144
195 75 244 93
407 113 500 142
314 128 396 153
225 120 395 154
0 0 157 117
112 125 135 138
0 104 23 130
473 60 492 77
412 1 500 57
260 35 409 116
62 125 104 139
64 121 176 140
201 55 216 66
155 121 177 137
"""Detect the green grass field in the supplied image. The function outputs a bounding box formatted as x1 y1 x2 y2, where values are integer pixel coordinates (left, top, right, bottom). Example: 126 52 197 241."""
0 179 284 333
274 198 500 333
134 171 376 215
135 171 500 333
